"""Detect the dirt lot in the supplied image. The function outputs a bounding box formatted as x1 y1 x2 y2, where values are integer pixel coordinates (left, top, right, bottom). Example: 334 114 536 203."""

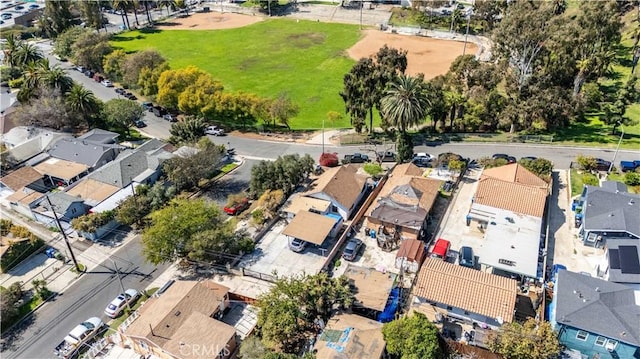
155 13 475 79
348 30 478 79
155 12 264 30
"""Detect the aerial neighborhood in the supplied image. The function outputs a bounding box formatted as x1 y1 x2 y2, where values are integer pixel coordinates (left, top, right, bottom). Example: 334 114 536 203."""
1 1 639 359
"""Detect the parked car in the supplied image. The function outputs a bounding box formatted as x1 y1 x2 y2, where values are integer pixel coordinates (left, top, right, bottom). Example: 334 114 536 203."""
100 79 113 87
289 238 307 253
224 198 249 215
376 151 396 163
28 4 39 9
124 92 137 100
14 4 23 10
492 153 516 163
134 119 146 128
205 125 225 136
1 13 12 20
163 113 177 122
104 289 140 318
84 70 94 78
141 102 154 111
115 87 126 95
620 160 640 172
413 152 434 167
458 246 475 268
75 65 86 73
343 153 370 163
520 156 538 161
152 106 166 117
54 317 103 359
430 238 450 260
342 238 363 261
595 158 612 172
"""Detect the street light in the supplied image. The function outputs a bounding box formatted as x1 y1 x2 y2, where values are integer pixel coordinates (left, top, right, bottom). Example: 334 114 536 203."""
608 124 624 174
462 12 471 56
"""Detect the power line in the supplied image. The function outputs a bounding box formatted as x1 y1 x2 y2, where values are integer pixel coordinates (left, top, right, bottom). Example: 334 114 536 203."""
45 194 81 272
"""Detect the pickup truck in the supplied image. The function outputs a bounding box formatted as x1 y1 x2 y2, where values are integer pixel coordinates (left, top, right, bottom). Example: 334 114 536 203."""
54 317 103 358
343 153 370 164
620 160 640 172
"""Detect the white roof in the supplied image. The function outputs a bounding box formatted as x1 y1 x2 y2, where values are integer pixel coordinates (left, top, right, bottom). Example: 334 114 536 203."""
90 182 141 213
476 205 542 278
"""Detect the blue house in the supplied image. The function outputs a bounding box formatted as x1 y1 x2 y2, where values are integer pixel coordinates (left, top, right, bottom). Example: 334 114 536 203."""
550 270 640 358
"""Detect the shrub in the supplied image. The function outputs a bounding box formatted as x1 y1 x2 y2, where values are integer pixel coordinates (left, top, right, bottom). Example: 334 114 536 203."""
9 225 31 239
624 172 640 186
252 208 266 225
319 152 339 167
0 219 11 236
583 173 599 186
0 66 22 82
8 78 23 88
363 163 384 178
576 155 597 172
71 211 116 233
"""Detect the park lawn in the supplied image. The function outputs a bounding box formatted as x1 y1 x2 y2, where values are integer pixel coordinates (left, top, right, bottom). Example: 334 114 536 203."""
111 19 362 129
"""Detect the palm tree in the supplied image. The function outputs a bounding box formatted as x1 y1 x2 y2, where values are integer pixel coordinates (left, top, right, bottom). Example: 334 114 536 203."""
66 84 102 127
14 42 43 69
21 61 44 90
112 0 132 29
131 0 141 27
43 66 74 94
380 74 430 134
157 0 174 17
140 0 153 24
2 34 19 67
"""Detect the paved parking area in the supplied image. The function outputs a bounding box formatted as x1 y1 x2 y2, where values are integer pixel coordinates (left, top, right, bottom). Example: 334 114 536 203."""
238 220 334 277
333 223 399 277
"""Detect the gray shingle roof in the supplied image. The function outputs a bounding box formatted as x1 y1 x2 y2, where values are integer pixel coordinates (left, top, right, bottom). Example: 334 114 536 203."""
48 138 122 168
606 240 640 284
555 270 640 346
42 192 84 212
582 185 640 238
77 129 119 144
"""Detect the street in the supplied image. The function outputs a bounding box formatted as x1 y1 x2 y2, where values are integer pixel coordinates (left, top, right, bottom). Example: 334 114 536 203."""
2 237 169 359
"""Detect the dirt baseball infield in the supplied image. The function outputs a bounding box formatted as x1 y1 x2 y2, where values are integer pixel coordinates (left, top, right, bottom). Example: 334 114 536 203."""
156 13 476 79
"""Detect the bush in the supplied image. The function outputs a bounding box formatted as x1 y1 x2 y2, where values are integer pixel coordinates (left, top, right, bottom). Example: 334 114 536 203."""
9 225 31 239
0 66 22 82
583 173 599 186
363 163 384 178
319 152 339 167
624 172 640 186
0 219 11 236
252 208 266 225
576 155 597 172
71 211 116 233
0 282 23 328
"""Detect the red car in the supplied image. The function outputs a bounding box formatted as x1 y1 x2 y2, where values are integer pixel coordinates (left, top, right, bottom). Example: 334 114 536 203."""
430 238 451 260
223 198 249 215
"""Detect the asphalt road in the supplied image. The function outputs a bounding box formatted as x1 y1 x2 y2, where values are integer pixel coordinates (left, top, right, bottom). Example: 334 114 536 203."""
2 237 169 359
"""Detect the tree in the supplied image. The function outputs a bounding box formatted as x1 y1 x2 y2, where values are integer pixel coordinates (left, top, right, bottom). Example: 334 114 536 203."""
122 50 167 87
141 198 250 265
256 273 353 352
395 131 413 164
169 116 206 144
102 99 145 135
576 155 598 172
14 42 44 69
66 84 103 128
178 75 224 116
472 0 506 31
157 66 218 110
0 282 23 327
40 0 74 38
42 65 74 94
79 0 105 31
382 312 443 359
488 318 560 359
255 189 285 220
112 0 132 30
72 32 113 72
518 158 554 181
13 88 75 129
2 33 20 67
53 27 89 60
138 62 170 96
266 93 299 129
115 183 176 227
363 163 384 178
249 154 314 198
162 137 225 191
381 74 430 133
103 49 127 82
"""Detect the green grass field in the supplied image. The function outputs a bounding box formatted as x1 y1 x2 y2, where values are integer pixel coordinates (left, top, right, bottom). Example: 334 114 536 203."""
112 19 362 129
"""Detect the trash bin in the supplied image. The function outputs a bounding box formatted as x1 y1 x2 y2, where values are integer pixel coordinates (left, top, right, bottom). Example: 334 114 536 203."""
45 248 58 259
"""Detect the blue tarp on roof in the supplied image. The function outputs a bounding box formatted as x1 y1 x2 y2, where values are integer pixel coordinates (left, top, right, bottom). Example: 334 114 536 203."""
378 287 400 323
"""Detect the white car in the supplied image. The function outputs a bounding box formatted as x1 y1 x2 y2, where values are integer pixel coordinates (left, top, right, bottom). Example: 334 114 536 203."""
101 80 113 87
104 288 140 318
205 125 224 136
64 317 103 345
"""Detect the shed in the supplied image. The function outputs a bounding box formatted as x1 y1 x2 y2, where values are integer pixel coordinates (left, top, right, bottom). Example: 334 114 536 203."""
395 238 425 273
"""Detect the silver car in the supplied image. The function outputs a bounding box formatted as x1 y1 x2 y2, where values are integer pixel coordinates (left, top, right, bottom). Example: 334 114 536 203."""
104 289 139 318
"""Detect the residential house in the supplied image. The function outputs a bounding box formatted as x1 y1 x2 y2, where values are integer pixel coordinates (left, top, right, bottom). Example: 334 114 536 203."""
120 280 237 359
413 258 518 330
0 166 45 193
5 187 44 219
34 191 86 222
395 238 425 273
48 129 123 171
314 313 386 359
575 183 639 248
467 164 549 280
65 179 120 208
281 194 331 219
550 270 640 358
365 163 442 242
599 240 640 289
282 211 343 248
302 165 370 221
343 265 397 313
88 138 173 189
33 157 89 187
0 126 71 168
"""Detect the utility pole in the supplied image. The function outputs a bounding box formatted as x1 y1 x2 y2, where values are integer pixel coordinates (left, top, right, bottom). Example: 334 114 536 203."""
462 14 471 56
608 124 624 174
45 195 81 272
359 0 363 30
322 117 325 154
111 259 130 310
